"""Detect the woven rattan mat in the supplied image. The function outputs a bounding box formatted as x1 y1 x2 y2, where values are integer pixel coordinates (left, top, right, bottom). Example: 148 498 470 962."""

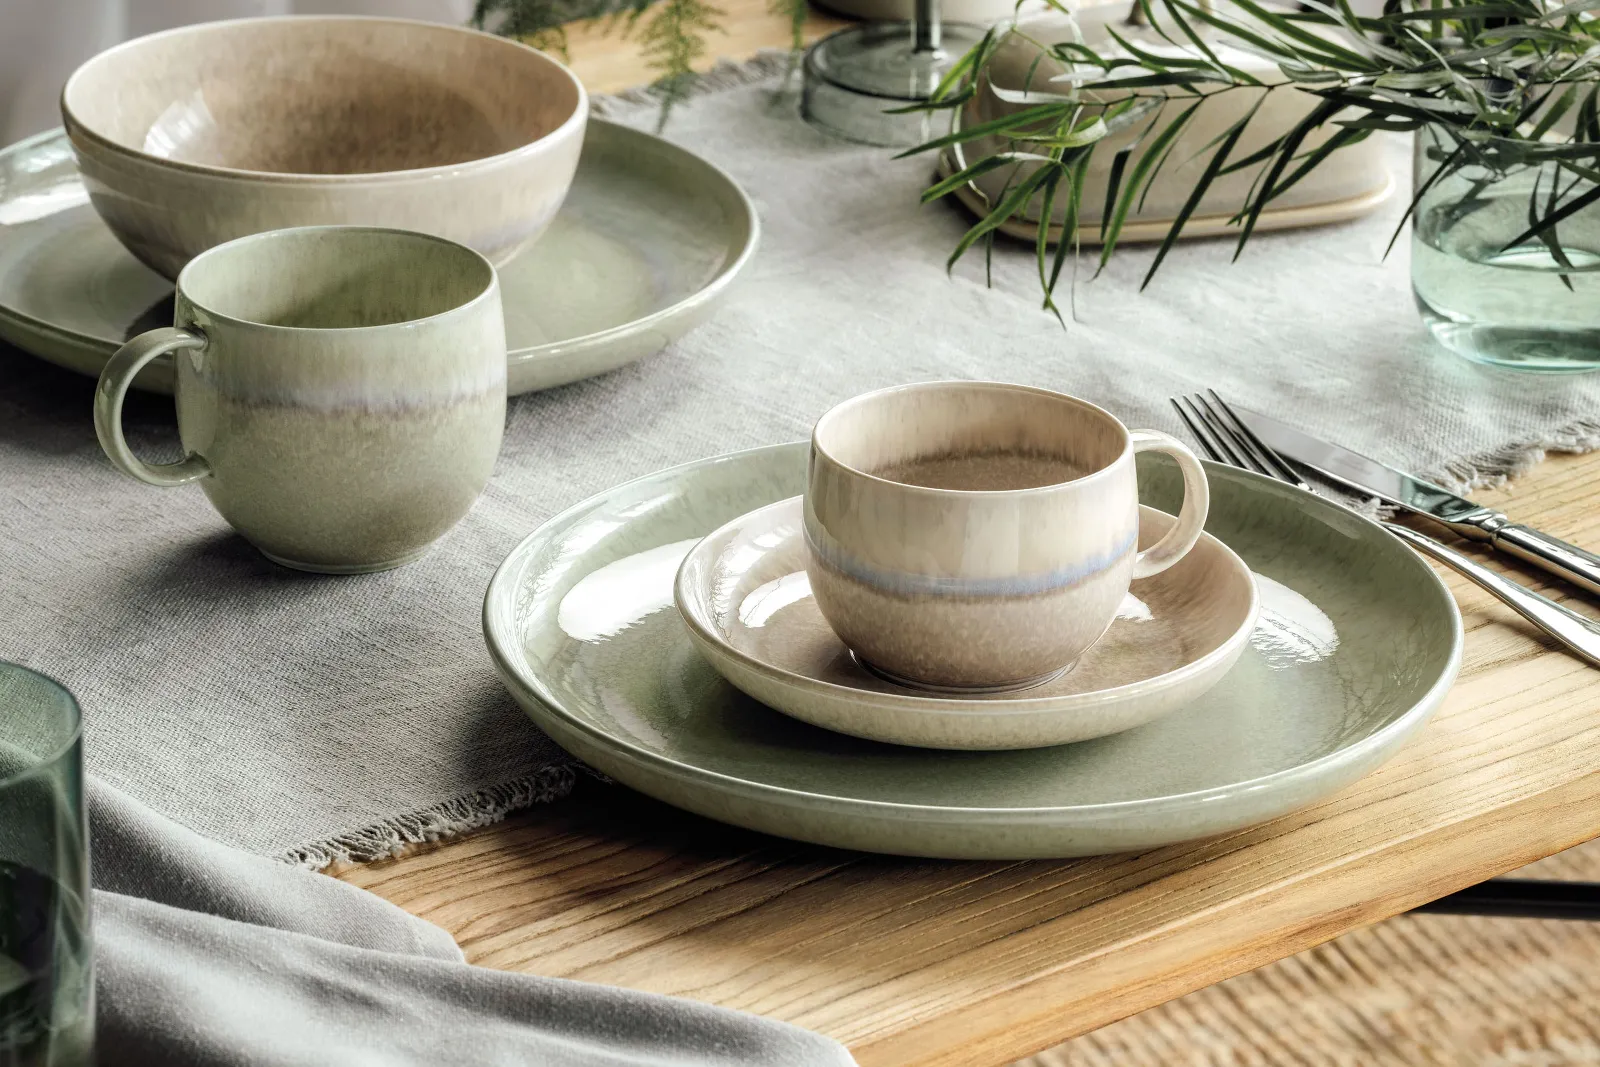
1017 840 1600 1066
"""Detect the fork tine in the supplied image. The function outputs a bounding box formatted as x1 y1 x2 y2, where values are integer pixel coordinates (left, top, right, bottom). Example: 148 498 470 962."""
1203 390 1310 491
1189 393 1267 476
1169 397 1227 464
1190 393 1282 480
1190 395 1260 473
1177 394 1253 470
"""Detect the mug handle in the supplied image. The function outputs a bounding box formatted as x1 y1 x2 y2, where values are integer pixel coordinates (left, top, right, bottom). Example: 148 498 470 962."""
93 327 211 487
1129 430 1210 579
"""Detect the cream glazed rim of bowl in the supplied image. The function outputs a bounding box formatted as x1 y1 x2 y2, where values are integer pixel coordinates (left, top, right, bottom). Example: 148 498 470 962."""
482 442 1466 833
672 495 1261 747
811 380 1135 497
173 225 501 334
59 15 587 185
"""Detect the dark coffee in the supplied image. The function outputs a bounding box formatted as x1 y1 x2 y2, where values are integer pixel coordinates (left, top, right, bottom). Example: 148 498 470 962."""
874 451 1086 492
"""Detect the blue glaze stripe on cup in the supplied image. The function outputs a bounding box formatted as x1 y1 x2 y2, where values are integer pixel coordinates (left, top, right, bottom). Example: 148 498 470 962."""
804 515 1139 599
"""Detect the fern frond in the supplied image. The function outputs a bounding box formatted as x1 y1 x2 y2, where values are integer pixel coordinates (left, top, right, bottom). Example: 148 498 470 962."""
475 0 728 128
638 0 726 128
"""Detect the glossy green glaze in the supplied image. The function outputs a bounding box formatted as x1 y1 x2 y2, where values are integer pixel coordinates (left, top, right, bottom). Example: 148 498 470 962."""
484 442 1463 858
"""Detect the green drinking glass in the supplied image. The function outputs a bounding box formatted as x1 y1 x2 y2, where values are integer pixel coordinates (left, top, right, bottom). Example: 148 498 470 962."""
0 665 91 1067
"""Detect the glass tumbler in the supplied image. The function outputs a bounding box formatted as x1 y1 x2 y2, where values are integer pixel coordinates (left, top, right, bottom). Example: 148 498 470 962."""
1412 123 1600 372
0 665 91 1067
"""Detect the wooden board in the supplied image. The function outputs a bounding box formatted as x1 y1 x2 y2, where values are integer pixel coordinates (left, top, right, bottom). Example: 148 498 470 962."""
338 8 1600 1066
343 451 1600 1067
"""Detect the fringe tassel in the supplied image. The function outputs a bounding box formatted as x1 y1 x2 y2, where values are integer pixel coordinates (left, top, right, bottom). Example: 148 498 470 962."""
282 765 579 869
1429 416 1600 492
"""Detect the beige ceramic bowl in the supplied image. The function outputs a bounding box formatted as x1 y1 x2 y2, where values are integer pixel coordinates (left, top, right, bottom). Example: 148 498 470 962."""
60 16 587 280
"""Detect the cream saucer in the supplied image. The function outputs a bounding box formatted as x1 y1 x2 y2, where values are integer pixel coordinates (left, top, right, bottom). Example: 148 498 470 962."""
674 496 1260 750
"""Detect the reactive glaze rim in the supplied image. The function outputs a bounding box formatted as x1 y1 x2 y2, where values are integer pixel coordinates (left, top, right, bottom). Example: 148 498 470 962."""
60 15 587 185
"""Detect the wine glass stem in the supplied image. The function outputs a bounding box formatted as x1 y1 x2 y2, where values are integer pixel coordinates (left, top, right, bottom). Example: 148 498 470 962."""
913 0 942 54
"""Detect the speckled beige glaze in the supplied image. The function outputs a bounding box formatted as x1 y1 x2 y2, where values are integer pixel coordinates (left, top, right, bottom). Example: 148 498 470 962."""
805 382 1209 689
808 553 1133 690
61 17 586 279
94 226 506 573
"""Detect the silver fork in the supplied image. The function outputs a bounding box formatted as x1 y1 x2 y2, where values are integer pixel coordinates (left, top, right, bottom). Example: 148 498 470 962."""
1173 391 1600 670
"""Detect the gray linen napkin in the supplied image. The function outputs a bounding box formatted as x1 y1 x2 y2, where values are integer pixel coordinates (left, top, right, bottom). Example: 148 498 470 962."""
90 779 857 1066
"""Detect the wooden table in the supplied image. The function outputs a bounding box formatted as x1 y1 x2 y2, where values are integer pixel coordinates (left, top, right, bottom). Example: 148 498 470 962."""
339 10 1600 1065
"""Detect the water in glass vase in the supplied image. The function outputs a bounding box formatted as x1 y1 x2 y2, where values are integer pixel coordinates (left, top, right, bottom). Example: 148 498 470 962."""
1411 134 1600 373
1414 219 1600 372
0 861 91 1067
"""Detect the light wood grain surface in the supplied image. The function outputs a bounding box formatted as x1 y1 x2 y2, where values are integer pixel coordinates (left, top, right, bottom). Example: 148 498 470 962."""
339 9 1600 1066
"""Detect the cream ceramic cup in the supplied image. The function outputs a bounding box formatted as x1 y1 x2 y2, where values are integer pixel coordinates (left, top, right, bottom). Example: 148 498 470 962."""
93 226 506 573
804 382 1210 691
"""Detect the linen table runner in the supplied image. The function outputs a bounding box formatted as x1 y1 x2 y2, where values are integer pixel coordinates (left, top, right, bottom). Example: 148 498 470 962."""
3 55 1598 866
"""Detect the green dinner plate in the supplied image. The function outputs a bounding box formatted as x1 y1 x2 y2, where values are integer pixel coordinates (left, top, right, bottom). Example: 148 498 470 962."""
0 122 757 395
484 442 1463 859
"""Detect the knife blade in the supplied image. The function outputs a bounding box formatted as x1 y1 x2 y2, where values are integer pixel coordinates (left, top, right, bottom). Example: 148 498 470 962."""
1237 406 1600 598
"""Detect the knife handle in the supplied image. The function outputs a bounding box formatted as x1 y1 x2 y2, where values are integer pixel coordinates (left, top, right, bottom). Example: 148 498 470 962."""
1490 523 1600 598
1383 522 1600 670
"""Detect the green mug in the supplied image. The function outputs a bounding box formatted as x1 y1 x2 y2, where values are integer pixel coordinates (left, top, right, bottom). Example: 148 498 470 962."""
94 226 506 573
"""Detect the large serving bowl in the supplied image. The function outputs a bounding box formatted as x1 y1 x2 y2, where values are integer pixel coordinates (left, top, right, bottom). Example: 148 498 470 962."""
60 16 586 280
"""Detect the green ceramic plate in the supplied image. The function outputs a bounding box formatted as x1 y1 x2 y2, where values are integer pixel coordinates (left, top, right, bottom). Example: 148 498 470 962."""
484 442 1463 859
0 122 757 395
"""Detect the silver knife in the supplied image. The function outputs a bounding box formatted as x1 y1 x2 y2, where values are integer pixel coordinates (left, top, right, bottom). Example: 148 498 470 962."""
1237 406 1600 597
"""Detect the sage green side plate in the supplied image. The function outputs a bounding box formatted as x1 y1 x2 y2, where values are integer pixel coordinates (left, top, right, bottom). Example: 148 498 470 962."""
484 442 1463 859
0 122 756 395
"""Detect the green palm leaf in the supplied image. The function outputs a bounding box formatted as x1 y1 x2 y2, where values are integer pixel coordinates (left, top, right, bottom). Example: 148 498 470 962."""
907 0 1600 310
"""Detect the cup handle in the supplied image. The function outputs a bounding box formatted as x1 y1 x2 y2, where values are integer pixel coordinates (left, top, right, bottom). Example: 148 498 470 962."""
93 327 211 487
1129 429 1210 579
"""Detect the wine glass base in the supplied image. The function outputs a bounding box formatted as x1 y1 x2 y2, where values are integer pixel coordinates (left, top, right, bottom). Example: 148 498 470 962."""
801 22 990 147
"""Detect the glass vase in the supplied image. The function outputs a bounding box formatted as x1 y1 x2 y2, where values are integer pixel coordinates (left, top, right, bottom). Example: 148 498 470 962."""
1411 123 1600 373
